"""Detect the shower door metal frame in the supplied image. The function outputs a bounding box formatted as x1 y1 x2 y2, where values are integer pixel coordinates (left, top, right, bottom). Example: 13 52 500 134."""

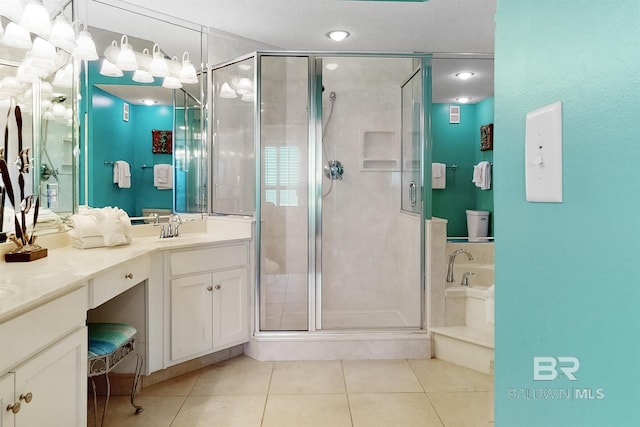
252 51 432 335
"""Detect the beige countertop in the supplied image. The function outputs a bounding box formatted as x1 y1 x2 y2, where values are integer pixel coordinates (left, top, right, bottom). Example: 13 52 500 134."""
0 216 253 323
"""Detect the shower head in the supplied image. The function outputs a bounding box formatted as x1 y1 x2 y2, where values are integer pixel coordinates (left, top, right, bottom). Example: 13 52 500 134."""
329 91 336 100
51 95 67 103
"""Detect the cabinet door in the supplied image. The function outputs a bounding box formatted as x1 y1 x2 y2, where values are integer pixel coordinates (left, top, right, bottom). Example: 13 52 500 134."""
212 268 248 348
0 373 15 427
171 274 213 360
13 327 87 427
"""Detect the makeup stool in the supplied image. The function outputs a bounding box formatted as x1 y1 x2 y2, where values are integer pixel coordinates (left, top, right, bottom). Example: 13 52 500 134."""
87 323 144 426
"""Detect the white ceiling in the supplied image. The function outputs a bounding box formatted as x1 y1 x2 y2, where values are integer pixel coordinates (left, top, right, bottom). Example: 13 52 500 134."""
93 0 496 104
118 0 495 54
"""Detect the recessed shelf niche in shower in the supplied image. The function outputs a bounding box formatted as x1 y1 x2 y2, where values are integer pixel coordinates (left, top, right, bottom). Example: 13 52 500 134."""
361 130 398 171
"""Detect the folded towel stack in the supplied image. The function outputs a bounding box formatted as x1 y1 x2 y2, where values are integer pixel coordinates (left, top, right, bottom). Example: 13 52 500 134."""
68 206 132 249
432 163 446 189
472 161 491 190
154 164 173 190
113 160 131 189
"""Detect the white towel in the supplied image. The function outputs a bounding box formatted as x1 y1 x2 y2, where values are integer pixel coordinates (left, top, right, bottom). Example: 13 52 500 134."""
154 164 173 190
432 163 446 189
472 161 491 190
485 284 495 324
68 206 132 248
113 160 131 189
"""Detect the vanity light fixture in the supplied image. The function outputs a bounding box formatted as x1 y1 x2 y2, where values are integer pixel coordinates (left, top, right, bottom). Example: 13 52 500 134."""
49 15 77 51
327 30 350 42
179 52 198 84
0 0 23 22
19 1 52 37
219 82 237 99
132 69 154 83
72 24 99 61
456 97 471 103
116 35 138 71
100 58 123 77
455 72 475 80
2 22 33 49
149 44 169 77
235 77 252 95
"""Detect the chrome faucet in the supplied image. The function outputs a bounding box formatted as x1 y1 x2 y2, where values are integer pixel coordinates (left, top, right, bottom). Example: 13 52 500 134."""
446 249 473 283
159 214 182 238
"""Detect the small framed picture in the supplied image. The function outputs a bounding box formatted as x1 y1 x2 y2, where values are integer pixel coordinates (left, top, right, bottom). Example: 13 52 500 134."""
480 123 494 151
123 103 129 122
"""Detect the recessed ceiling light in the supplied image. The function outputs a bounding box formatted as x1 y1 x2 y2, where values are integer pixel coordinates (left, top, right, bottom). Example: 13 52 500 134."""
327 30 350 42
456 97 471 104
142 99 157 106
455 72 475 80
325 63 339 71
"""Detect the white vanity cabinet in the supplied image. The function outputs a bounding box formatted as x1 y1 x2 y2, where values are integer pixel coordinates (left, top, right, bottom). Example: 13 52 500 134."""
166 243 249 364
0 288 88 427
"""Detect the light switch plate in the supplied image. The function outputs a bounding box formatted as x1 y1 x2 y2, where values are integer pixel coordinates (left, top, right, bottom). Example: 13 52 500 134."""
525 101 563 202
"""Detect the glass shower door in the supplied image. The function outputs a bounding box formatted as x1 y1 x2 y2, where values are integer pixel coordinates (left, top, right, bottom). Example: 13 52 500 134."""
401 69 423 214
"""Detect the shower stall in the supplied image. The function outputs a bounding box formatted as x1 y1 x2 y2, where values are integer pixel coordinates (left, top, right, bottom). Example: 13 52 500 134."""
211 52 430 342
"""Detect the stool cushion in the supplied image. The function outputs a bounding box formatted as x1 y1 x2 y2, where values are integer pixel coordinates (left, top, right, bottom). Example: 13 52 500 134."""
88 323 137 359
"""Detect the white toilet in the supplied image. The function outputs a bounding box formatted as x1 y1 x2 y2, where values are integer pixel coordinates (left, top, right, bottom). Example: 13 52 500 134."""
466 210 490 242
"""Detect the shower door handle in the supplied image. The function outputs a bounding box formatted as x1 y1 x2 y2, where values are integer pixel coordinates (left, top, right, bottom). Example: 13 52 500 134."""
409 181 417 207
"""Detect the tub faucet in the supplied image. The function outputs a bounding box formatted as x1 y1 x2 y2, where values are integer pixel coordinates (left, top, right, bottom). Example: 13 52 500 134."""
446 249 473 283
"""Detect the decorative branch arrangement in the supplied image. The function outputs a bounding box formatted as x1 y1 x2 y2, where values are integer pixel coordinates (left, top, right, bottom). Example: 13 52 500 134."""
0 105 47 262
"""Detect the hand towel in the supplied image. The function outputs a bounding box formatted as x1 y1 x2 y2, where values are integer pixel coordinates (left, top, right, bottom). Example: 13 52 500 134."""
472 161 491 190
485 284 495 324
69 213 101 238
113 160 131 189
431 163 446 189
154 164 173 190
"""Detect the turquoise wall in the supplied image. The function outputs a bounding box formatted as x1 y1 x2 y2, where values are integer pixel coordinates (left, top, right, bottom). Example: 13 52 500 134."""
494 1 640 425
432 101 494 237
85 62 173 216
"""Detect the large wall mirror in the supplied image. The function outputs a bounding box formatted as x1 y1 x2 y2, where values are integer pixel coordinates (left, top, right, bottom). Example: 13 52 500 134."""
77 0 207 218
1 0 77 241
431 56 494 240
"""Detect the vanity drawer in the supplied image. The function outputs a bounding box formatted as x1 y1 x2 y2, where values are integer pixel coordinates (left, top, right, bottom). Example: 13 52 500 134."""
89 256 151 308
169 244 248 276
0 287 87 375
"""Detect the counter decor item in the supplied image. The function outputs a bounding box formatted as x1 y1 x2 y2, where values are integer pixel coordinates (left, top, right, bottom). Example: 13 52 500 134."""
0 106 47 262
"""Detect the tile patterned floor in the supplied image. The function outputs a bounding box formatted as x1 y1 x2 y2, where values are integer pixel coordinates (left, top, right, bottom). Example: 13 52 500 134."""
90 356 494 427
